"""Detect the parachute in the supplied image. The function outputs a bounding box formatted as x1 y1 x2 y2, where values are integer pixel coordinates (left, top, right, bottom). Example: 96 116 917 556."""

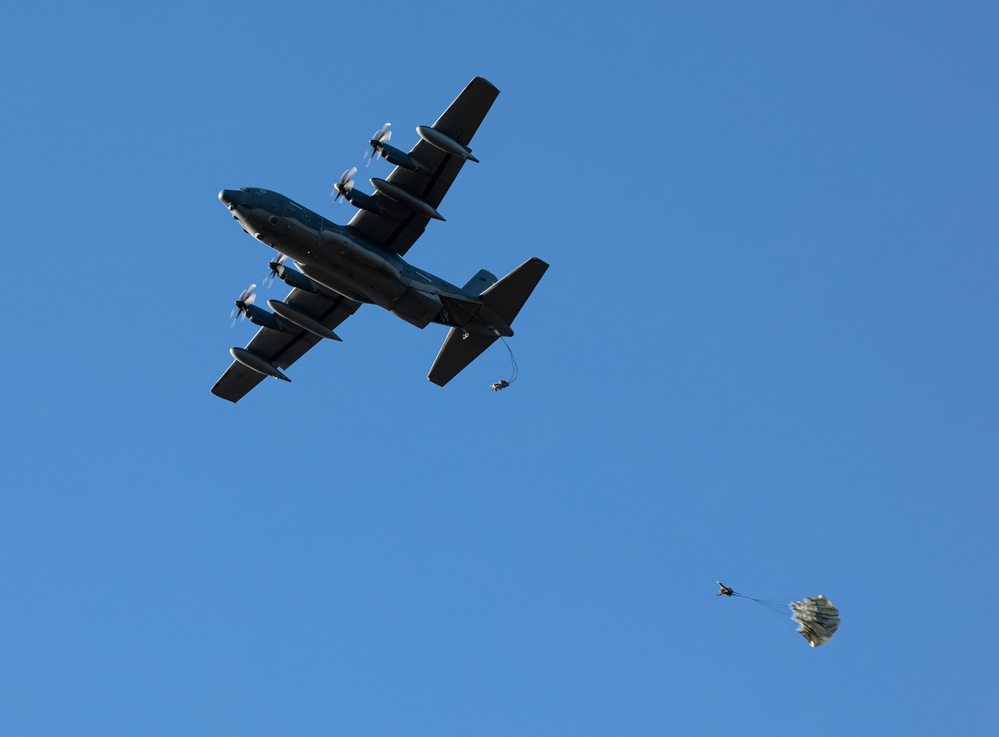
716 582 840 647
790 595 840 648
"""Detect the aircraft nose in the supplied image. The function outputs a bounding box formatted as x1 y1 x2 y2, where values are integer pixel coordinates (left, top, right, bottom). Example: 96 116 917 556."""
219 189 238 209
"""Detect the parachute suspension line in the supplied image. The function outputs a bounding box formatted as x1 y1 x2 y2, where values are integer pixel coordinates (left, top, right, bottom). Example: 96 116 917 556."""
501 337 519 383
731 594 788 618
489 335 518 391
719 583 791 620
747 598 793 621
462 313 519 391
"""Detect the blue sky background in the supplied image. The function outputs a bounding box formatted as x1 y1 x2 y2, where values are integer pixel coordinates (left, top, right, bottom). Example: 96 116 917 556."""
2 2 997 735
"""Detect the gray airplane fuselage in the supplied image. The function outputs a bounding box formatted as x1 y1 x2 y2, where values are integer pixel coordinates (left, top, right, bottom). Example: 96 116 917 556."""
218 187 511 337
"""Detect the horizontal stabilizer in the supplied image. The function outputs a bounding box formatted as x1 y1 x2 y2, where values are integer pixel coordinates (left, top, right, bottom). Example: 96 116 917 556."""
427 328 497 387
480 257 549 326
428 258 547 386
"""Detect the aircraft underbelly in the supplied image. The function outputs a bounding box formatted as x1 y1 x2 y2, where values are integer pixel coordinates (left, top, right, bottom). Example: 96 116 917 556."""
390 287 444 329
269 229 394 301
269 218 445 328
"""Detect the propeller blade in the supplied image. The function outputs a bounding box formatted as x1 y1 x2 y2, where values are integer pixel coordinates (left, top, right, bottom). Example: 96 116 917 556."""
333 167 357 203
366 123 392 166
265 254 287 286
237 283 256 304
231 283 257 325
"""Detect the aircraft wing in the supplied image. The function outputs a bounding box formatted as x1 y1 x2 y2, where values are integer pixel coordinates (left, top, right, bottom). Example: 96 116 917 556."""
211 288 361 403
347 76 500 257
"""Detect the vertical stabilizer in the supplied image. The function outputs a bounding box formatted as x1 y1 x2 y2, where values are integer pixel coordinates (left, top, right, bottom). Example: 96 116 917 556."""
462 269 497 294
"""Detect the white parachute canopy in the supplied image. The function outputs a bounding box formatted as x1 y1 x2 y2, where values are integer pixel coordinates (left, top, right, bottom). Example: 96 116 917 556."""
790 595 840 648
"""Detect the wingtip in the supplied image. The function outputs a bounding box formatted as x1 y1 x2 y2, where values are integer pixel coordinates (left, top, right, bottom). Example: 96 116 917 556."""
467 76 500 98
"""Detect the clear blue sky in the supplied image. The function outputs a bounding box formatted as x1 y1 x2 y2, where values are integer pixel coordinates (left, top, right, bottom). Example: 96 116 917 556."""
2 2 997 735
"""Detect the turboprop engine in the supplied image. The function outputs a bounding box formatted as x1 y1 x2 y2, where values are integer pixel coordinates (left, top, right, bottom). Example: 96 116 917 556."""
366 123 431 173
332 167 386 215
230 278 339 341
266 255 321 293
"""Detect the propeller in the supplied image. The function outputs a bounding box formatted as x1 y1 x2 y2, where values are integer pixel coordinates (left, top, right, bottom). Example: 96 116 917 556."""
230 283 257 326
264 254 288 287
331 166 357 205
364 122 392 165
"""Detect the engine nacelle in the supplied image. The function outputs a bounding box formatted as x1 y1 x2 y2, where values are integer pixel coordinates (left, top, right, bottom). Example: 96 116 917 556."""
272 262 320 293
416 125 479 163
242 303 282 332
340 187 385 215
377 143 431 173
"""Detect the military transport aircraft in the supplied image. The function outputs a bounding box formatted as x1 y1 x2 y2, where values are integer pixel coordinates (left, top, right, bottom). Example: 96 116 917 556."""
212 77 548 403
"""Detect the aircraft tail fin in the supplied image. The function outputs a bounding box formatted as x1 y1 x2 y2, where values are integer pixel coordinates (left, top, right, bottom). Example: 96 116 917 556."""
479 257 549 326
427 258 548 387
427 329 498 387
462 269 497 294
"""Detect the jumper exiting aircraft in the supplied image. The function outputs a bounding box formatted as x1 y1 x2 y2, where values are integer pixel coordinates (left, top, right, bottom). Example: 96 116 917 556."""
212 77 548 402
